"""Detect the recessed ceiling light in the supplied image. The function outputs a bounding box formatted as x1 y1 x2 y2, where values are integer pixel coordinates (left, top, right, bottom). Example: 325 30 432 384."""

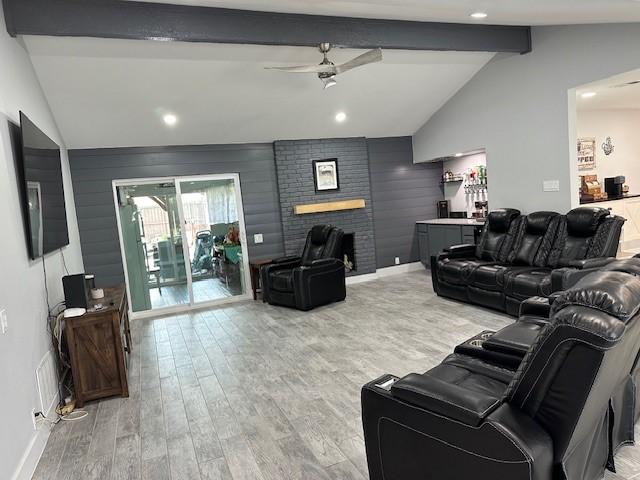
163 113 178 126
581 92 597 99
470 12 488 19
335 112 347 123
455 152 464 157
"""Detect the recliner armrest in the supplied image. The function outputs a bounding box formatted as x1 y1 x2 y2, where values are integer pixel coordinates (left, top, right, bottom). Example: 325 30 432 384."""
309 258 342 267
519 296 551 319
391 373 500 427
272 255 301 264
438 244 477 260
561 257 614 269
551 257 615 292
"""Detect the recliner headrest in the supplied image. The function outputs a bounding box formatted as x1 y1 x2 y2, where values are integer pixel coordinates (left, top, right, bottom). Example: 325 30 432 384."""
565 207 609 237
525 211 559 235
487 208 520 233
310 224 334 244
552 270 640 324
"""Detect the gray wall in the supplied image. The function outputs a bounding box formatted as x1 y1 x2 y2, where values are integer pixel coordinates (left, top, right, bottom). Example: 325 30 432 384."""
368 137 443 268
413 23 640 214
68 143 283 288
274 138 377 275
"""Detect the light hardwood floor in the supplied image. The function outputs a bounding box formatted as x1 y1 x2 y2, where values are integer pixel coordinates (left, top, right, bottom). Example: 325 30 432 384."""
32 270 640 479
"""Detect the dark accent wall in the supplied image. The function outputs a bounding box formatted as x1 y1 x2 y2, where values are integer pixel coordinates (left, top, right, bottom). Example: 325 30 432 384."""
68 143 283 288
368 137 443 268
274 138 377 275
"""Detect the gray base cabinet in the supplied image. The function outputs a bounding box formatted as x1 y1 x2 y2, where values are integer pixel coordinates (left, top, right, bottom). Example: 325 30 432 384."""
417 223 479 266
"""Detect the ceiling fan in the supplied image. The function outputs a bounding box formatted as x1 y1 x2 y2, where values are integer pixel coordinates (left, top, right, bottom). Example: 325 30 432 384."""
265 43 383 89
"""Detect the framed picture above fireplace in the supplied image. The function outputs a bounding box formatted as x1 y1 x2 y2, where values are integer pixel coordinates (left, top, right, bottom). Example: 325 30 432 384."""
312 158 340 192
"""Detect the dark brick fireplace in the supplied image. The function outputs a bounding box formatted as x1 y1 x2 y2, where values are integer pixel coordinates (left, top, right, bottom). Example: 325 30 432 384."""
273 138 376 275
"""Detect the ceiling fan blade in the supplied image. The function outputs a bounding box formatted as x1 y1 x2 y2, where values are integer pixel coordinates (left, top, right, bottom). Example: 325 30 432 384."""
265 64 337 74
334 48 383 75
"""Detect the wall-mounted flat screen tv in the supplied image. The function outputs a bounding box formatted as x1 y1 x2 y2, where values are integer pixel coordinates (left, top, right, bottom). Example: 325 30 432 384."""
18 112 69 259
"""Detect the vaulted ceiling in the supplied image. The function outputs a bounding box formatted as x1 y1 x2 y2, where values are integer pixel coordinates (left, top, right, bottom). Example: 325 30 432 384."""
25 36 494 149
127 0 640 25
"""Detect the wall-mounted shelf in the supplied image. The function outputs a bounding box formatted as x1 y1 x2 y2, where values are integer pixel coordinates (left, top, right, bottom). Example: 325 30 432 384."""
294 198 366 215
440 178 464 184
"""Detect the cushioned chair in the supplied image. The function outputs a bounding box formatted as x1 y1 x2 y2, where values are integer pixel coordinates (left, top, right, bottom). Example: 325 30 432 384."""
469 211 560 312
430 208 521 304
503 207 625 314
362 263 640 480
432 206 625 315
466 256 640 460
261 225 345 311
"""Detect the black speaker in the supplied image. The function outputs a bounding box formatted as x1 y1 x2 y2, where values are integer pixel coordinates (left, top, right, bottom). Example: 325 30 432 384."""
63 274 89 309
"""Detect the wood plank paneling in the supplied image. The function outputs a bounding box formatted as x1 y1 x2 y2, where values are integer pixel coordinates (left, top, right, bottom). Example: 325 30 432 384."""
367 137 443 268
69 143 285 288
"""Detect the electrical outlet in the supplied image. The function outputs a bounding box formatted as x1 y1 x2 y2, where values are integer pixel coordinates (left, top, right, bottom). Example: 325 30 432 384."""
0 309 7 334
394 257 400 265
254 233 264 244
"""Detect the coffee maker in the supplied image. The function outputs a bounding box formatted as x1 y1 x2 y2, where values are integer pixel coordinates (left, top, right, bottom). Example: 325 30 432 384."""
604 176 625 198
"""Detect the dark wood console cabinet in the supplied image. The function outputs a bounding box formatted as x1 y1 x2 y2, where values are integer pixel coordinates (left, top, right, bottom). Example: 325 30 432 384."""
65 285 131 407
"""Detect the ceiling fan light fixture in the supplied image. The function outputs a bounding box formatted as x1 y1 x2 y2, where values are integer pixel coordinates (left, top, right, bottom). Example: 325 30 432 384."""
322 76 337 89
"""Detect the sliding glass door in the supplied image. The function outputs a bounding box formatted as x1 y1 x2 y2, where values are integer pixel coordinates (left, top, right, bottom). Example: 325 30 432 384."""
177 178 247 304
114 174 250 316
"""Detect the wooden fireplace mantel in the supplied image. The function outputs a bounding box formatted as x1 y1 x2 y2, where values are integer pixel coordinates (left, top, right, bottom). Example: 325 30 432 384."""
294 199 366 215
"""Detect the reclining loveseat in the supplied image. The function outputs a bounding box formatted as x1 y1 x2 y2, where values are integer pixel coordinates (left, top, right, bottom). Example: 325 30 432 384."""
431 206 624 315
362 259 640 479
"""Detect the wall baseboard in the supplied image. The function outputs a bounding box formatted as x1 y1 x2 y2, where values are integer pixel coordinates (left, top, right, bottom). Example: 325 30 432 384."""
346 261 424 285
12 394 58 480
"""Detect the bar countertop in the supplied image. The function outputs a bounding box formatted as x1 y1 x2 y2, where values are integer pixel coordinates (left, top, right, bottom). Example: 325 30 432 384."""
416 218 485 226
580 193 640 205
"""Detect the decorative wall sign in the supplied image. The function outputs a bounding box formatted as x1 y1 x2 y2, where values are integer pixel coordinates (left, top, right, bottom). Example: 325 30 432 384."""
577 137 596 170
602 136 615 156
312 158 340 192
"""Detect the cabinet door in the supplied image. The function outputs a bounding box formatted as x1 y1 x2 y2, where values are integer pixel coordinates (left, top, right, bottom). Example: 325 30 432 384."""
69 316 121 399
418 232 430 265
428 225 463 258
443 226 463 248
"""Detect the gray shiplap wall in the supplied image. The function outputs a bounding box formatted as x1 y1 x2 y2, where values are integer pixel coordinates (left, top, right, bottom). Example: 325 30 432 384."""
68 143 283 288
368 137 443 268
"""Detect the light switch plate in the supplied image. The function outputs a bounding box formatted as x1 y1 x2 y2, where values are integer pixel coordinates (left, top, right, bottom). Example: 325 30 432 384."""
543 180 560 192
254 233 264 244
0 309 7 334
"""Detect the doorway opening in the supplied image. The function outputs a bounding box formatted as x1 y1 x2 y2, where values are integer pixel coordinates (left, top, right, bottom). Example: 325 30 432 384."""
570 68 640 255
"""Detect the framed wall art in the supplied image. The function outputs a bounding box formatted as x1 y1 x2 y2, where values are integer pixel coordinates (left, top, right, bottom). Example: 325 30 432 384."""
312 158 340 192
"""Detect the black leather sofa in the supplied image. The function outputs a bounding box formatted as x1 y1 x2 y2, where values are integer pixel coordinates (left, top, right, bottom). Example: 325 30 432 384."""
260 225 346 311
362 261 640 479
431 206 625 315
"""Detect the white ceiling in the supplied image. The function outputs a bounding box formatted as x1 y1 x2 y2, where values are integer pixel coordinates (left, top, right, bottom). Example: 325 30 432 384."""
127 0 640 25
577 69 640 111
24 36 494 149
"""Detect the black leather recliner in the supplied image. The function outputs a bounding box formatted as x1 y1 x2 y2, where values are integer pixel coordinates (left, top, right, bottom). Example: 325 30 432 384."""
261 225 346 311
461 256 640 460
432 206 625 315
362 261 640 479
430 208 521 304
